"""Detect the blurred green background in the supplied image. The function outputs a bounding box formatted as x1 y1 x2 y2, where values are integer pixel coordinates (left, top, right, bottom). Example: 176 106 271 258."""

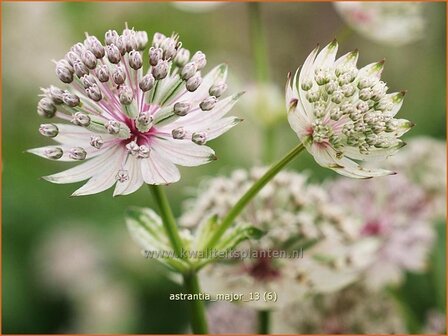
2 1 446 333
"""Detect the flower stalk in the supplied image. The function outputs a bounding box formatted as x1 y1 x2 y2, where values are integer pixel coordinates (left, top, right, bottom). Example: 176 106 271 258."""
248 2 269 83
258 310 271 334
183 271 209 334
205 142 305 251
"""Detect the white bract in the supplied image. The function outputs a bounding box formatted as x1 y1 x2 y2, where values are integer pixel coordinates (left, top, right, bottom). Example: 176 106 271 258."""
334 2 424 46
286 40 413 178
29 27 242 196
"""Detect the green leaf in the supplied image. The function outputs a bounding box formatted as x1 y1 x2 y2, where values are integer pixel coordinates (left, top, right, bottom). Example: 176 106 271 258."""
125 207 189 273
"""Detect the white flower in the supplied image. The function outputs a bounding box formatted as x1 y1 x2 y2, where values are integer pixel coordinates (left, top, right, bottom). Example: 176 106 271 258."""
273 284 406 334
286 40 413 178
334 2 424 46
328 174 435 290
180 168 378 309
29 26 242 196
385 137 446 219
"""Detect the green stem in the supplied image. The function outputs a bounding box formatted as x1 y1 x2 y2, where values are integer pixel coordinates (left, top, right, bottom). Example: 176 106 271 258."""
248 2 269 82
205 143 305 250
258 310 271 334
149 185 208 334
149 185 184 258
183 272 209 334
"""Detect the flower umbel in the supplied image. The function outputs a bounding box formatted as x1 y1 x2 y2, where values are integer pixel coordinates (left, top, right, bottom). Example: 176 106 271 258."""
29 26 242 196
286 40 413 178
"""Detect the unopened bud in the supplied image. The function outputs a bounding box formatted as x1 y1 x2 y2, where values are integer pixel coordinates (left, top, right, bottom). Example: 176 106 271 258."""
191 51 206 70
47 86 64 104
97 65 110 82
209 82 227 97
126 141 140 156
106 44 121 64
86 84 102 102
69 147 87 160
45 147 63 160
119 85 133 105
73 60 89 78
105 30 119 45
139 74 155 92
173 102 191 116
71 42 86 56
81 49 97 69
62 91 80 107
128 50 143 70
72 112 91 126
81 74 97 88
149 47 163 66
84 36 105 58
172 127 186 139
115 36 126 55
181 62 198 80
161 37 177 60
192 132 207 145
174 48 190 67
152 60 169 80
37 97 57 118
137 112 153 128
152 32 166 47
112 66 126 85
65 51 81 65
200 96 217 111
56 61 74 84
135 31 148 50
39 123 59 137
186 73 202 92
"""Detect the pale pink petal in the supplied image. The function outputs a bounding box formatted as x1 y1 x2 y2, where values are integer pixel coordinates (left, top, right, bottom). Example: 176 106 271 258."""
113 156 144 196
141 150 180 185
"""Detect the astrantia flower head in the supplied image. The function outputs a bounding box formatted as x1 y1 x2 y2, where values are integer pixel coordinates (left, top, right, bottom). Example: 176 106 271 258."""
286 40 413 178
328 175 435 290
334 2 424 46
29 26 242 196
181 168 377 309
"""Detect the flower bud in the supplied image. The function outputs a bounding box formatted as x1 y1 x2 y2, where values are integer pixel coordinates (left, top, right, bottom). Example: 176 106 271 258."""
186 73 202 92
81 74 97 88
47 86 64 104
106 120 120 134
301 79 313 91
105 29 119 45
200 96 217 111
56 61 74 83
149 47 163 66
181 61 198 80
139 74 155 92
84 36 105 58
152 32 166 47
152 60 169 80
209 82 227 97
65 51 81 65
44 147 63 160
191 51 206 70
172 127 186 139
71 42 86 56
137 112 154 129
135 31 148 50
106 44 121 64
161 37 177 60
86 84 102 102
39 123 59 137
123 34 137 53
81 49 97 69
62 91 80 107
112 66 126 85
192 131 207 145
174 48 190 67
37 97 57 118
73 60 89 78
119 85 134 105
115 36 127 55
97 65 110 82
173 102 191 116
90 135 104 149
72 112 91 126
69 147 87 160
128 50 143 70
